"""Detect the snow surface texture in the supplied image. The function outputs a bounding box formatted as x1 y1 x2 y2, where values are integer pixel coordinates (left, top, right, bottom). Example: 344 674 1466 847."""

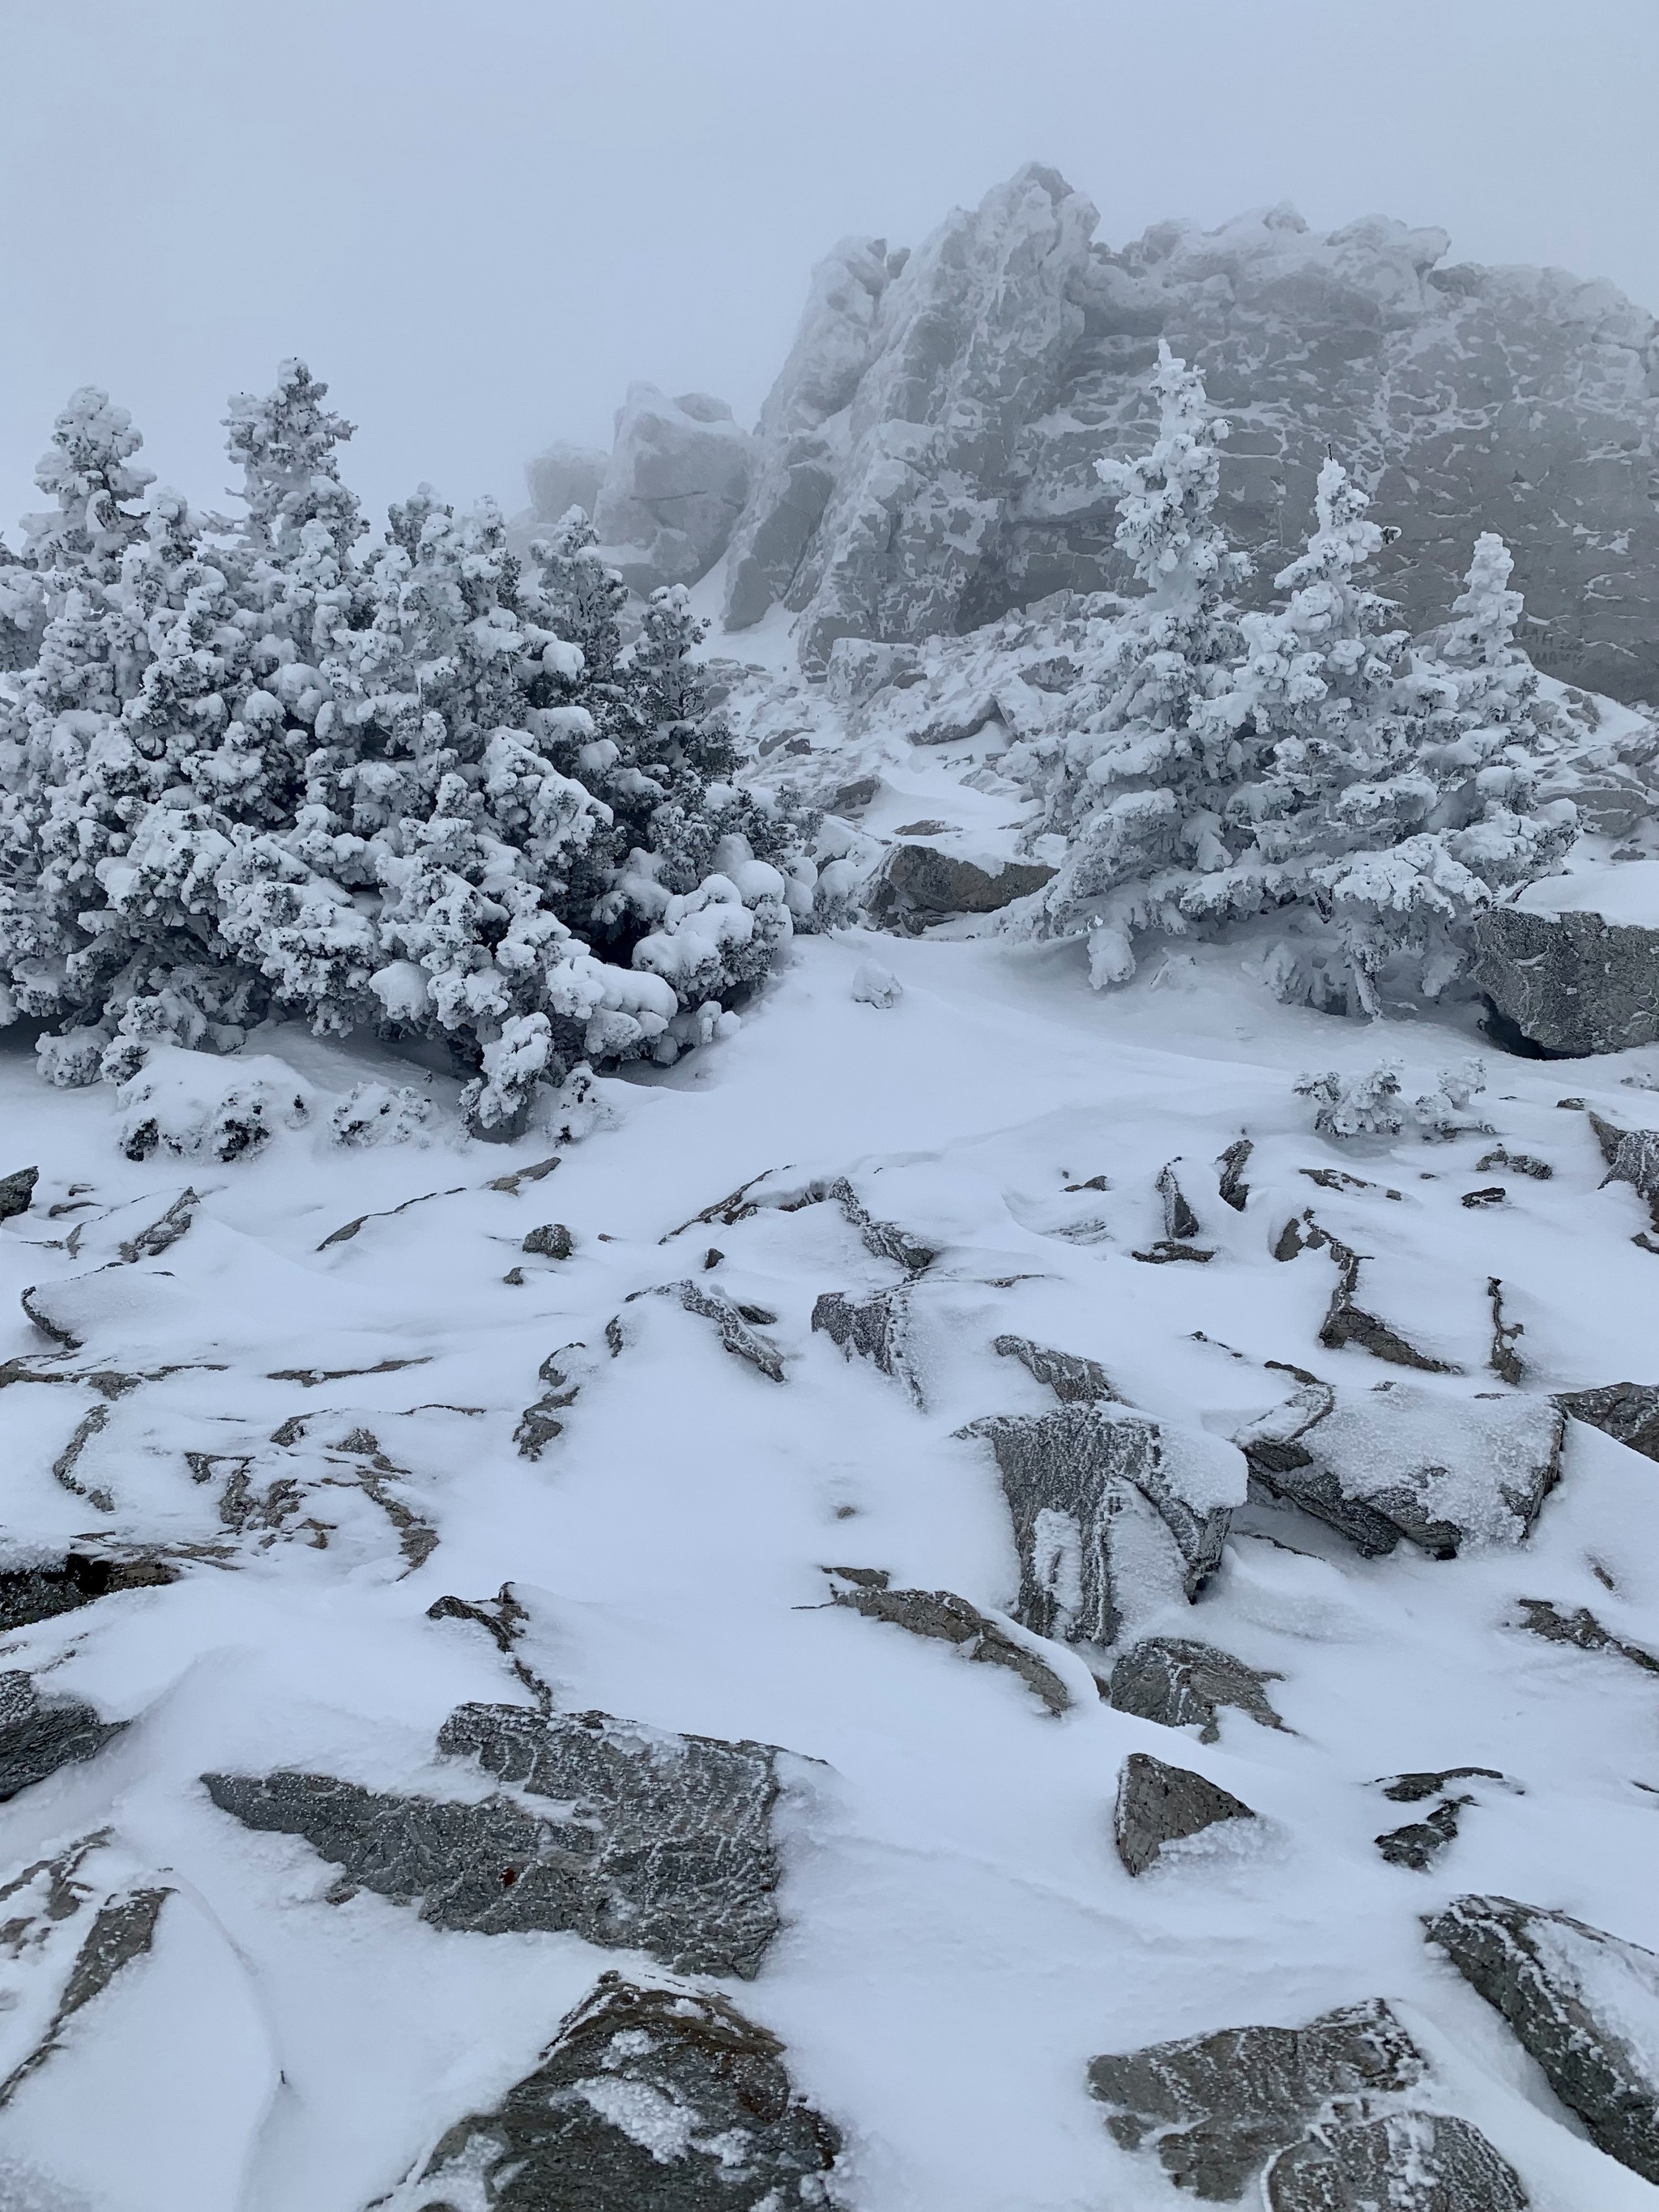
9 924 1659 2208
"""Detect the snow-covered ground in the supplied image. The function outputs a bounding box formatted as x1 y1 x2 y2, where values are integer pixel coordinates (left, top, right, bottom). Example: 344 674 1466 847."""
4 922 1659 2209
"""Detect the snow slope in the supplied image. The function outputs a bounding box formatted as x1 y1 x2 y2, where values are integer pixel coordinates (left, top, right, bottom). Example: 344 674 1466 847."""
3 929 1659 2209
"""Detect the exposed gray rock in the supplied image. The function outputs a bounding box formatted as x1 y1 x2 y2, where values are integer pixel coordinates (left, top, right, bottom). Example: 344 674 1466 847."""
1475 903 1659 1059
824 637 921 707
992 1332 1116 1404
521 1222 573 1260
1236 1381 1563 1558
1478 1147 1552 1181
730 164 1659 699
1114 1750 1255 1875
1280 1217 1459 1372
1555 1381 1659 1462
1090 1997 1524 2207
819 1176 937 1272
650 1281 786 1382
1488 1277 1526 1386
1585 1113 1659 1250
868 842 1056 929
1514 1596 1659 1673
825 1571 1070 1715
0 1884 170 2108
1376 1796 1467 1872
0 1673 126 1801
385 1972 842 2210
961 1402 1245 1644
523 440 608 527
1132 1239 1215 1265
1107 1637 1286 1744
116 1187 198 1263
1157 1161 1201 1242
1427 1893 1659 2184
812 1285 919 1402
1380 1766 1508 1804
593 384 754 594
206 1703 791 1979
0 1551 178 1633
1216 1140 1252 1213
514 1345 580 1460
0 1167 37 1221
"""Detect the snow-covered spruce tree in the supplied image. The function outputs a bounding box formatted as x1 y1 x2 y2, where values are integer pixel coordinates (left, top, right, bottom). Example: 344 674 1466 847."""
0 367 811 1134
1003 354 1576 1012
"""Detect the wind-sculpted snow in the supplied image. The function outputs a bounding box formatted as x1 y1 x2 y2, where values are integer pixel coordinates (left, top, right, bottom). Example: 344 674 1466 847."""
5 931 1659 2206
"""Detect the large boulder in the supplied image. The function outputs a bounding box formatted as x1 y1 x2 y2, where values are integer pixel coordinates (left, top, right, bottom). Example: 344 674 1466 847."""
1235 1380 1563 1558
1428 1893 1659 2184
382 1974 842 2210
1113 1750 1255 1876
868 841 1056 929
959 1402 1246 1647
727 167 1659 697
1089 1998 1525 2207
592 384 754 593
1474 862 1659 1056
204 1703 792 1979
522 440 608 528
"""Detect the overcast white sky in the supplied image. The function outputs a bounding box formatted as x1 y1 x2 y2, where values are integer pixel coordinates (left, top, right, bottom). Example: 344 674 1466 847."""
2 0 1656 538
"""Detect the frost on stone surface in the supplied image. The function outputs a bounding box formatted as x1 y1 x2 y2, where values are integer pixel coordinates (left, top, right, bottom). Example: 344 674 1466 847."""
1428 1894 1659 2184
1106 1637 1286 1744
825 1572 1071 1715
1089 1997 1525 2207
1236 1380 1563 1558
385 1973 842 2210
959 1403 1246 1647
204 1703 793 1979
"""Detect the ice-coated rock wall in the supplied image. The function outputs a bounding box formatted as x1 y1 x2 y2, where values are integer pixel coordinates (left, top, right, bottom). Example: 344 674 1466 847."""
721 165 1659 694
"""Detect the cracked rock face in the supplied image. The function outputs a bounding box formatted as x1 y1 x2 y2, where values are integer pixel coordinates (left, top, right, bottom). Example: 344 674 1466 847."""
0 1673 126 1802
205 1704 791 1980
591 384 754 594
385 1973 842 2210
1475 905 1659 1059
1089 1998 1525 2207
1235 1381 1563 1558
1107 1637 1286 1743
1427 1893 1659 2184
725 164 1659 698
962 1403 1244 1646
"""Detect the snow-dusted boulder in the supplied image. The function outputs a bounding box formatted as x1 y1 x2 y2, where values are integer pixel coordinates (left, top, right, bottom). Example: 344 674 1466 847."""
0 1672 126 1801
1089 1998 1525 2208
1105 1637 1286 1743
523 439 608 527
727 165 1659 697
868 842 1056 929
1113 1750 1255 1877
1428 1894 1659 2184
383 1977 842 2210
1475 861 1659 1056
591 383 754 593
1236 1381 1563 1558
205 1703 792 1979
959 1403 1246 1647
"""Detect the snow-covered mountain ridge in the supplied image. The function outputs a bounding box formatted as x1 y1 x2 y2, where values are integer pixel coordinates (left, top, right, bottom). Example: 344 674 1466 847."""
6 923 1659 2207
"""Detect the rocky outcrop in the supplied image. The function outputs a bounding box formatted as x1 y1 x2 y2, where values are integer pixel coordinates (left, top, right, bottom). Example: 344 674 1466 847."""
960 1403 1245 1646
0 1166 36 1221
0 1672 126 1801
992 1333 1116 1404
1587 1110 1659 1242
1113 1751 1255 1875
592 385 753 594
204 1704 792 1979
384 1973 842 2210
825 1569 1070 1715
1428 1893 1659 2184
1089 1998 1525 2207
1555 1382 1659 1461
1475 865 1659 1056
0 1883 171 2108
868 842 1056 929
522 440 608 530
1235 1380 1563 1558
1106 1637 1286 1743
723 165 1659 698
812 1285 919 1402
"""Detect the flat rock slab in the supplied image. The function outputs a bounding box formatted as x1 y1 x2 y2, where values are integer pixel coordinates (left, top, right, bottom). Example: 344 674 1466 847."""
205 1704 792 1979
1474 901 1659 1057
826 1574 1070 1714
1114 1750 1255 1876
0 1672 126 1802
383 1972 842 2210
1107 1637 1286 1743
1235 1381 1563 1558
961 1403 1244 1645
1428 1892 1659 2184
1090 1997 1525 2206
